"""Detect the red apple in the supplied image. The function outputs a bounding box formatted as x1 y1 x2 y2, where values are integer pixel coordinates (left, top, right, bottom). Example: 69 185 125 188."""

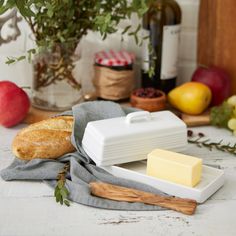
0 81 30 127
191 66 231 106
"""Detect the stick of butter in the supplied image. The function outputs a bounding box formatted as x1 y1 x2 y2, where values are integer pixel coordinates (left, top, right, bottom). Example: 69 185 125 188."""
147 149 202 187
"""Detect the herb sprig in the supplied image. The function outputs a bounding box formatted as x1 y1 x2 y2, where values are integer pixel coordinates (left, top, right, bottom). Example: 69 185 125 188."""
188 131 236 155
188 138 236 155
54 162 70 206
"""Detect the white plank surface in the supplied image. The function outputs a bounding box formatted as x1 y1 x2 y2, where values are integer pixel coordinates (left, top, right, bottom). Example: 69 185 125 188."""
0 125 236 236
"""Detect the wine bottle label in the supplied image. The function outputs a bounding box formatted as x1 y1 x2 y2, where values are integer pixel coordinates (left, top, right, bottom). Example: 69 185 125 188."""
161 24 180 80
141 29 150 72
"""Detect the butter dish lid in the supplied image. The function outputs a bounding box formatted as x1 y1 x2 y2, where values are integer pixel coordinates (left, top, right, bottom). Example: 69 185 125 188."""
82 110 187 166
84 111 186 146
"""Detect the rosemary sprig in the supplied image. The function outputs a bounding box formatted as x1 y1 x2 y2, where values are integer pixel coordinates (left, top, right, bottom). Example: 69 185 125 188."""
188 137 236 155
54 162 70 206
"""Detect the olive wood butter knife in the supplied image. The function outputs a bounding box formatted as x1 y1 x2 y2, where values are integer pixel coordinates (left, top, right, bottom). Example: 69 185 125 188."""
90 182 197 215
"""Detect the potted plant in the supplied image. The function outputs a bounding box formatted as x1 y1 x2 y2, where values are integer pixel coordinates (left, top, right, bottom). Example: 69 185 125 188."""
0 0 149 111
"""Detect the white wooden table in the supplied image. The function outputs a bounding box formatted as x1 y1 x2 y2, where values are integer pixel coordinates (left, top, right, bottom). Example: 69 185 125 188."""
0 125 236 236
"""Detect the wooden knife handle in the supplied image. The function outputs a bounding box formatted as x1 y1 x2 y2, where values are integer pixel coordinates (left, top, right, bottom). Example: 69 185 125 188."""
90 182 197 215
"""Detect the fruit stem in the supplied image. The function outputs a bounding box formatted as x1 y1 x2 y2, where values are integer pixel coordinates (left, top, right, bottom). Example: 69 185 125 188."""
198 64 209 69
20 86 31 90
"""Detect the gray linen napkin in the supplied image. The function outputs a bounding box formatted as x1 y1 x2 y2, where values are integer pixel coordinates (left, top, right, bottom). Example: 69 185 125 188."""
0 101 167 211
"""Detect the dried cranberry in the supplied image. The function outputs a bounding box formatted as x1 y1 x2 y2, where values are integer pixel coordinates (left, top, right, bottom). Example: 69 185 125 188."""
133 88 163 98
187 130 193 137
198 132 205 137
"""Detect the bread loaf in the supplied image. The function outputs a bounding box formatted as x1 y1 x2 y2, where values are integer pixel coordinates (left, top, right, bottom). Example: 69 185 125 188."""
12 116 75 160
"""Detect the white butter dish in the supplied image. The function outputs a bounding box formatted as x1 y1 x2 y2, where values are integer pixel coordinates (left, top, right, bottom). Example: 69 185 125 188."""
103 161 225 203
82 111 187 166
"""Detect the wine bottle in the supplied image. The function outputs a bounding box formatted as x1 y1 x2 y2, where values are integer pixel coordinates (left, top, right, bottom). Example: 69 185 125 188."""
141 0 181 93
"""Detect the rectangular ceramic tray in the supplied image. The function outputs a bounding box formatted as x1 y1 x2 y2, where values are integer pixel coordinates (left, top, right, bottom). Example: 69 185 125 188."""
103 161 225 203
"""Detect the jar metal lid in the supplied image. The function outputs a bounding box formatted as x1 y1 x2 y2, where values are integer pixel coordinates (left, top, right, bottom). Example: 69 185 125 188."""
95 50 135 67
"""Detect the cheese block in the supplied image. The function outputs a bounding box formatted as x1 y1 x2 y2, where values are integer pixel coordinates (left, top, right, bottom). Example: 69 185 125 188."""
147 149 202 187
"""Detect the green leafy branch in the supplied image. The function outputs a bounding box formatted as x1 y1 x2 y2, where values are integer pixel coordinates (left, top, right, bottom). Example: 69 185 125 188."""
121 22 156 78
0 0 152 50
0 0 154 54
6 49 36 65
141 42 157 78
1 0 157 85
54 162 70 206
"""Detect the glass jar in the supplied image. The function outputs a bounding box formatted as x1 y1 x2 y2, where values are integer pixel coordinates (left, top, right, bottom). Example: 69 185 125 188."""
93 50 135 101
32 43 83 111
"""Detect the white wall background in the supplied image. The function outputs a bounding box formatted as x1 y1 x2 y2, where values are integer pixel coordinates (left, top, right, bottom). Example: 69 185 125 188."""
0 0 199 93
176 0 199 85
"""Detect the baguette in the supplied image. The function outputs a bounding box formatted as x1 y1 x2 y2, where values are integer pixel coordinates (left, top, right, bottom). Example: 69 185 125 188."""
12 116 75 160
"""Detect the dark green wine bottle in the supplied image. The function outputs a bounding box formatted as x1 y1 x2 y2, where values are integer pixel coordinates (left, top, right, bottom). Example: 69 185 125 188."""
141 0 181 93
